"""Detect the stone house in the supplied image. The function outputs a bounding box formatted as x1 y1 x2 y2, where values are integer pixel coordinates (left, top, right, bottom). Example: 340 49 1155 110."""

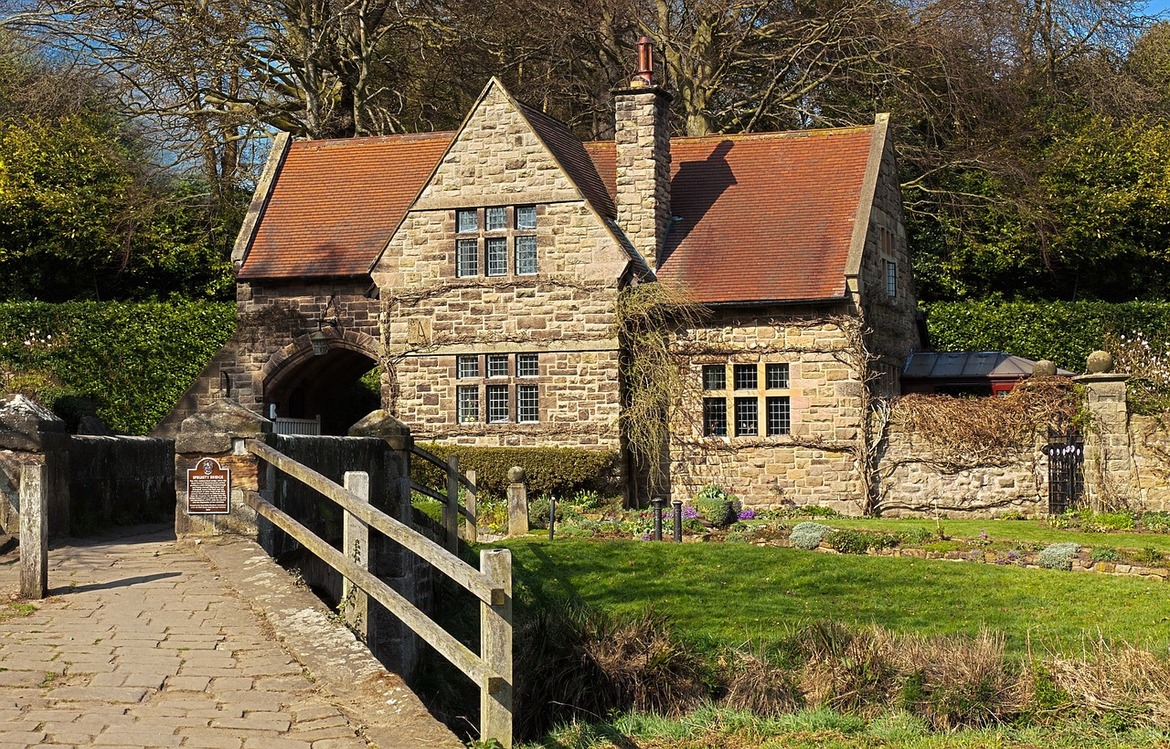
159 41 920 510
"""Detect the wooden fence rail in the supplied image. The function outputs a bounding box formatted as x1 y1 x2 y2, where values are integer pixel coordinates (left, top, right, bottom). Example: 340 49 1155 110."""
408 444 478 550
243 439 513 746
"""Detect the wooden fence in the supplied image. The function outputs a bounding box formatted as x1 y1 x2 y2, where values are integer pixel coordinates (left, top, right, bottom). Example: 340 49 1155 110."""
242 439 513 747
408 443 478 552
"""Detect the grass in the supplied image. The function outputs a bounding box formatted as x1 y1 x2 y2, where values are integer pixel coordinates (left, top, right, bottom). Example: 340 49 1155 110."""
0 601 36 623
520 706 1170 748
825 517 1170 554
503 538 1170 654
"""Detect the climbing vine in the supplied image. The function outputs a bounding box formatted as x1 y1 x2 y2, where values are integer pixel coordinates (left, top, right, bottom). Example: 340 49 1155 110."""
614 281 707 498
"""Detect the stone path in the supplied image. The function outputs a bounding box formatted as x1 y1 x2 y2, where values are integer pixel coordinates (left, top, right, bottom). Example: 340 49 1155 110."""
0 526 460 748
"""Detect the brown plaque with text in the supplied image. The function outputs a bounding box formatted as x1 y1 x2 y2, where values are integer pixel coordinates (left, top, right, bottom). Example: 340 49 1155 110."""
187 457 231 515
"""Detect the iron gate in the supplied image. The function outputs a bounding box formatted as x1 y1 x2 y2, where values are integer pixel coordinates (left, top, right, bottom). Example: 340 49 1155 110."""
1043 428 1084 514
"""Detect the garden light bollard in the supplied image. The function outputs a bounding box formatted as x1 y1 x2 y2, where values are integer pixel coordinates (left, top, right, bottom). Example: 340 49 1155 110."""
652 497 665 541
671 499 683 542
548 496 556 541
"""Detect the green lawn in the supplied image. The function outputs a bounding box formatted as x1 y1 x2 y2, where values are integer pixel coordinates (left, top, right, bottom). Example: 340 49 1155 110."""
825 517 1170 554
527 707 1170 749
503 537 1170 653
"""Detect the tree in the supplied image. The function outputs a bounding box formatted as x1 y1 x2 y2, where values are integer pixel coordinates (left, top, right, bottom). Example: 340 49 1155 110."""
0 36 235 300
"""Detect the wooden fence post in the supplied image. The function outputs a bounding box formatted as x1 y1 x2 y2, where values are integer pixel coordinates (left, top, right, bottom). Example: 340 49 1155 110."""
445 455 460 553
480 548 513 748
19 462 47 599
342 471 370 640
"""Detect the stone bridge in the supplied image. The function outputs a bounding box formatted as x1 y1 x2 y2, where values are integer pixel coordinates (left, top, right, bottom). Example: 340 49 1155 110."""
0 396 464 748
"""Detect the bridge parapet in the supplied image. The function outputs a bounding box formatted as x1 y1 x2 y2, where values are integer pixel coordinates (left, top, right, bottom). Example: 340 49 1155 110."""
174 398 272 540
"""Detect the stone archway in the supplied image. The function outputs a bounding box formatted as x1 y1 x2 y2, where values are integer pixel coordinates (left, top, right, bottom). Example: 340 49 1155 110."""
261 329 381 436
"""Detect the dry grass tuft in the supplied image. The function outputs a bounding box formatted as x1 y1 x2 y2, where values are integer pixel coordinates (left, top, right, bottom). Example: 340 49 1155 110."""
720 650 803 717
513 601 706 739
1048 640 1170 728
796 622 899 716
585 608 709 716
894 629 1028 729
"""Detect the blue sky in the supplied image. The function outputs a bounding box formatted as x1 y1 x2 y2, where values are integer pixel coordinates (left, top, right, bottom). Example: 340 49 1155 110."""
1148 0 1170 16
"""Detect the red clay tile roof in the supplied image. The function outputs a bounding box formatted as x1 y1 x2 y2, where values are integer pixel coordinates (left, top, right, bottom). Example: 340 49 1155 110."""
239 121 877 302
586 127 875 303
238 132 453 280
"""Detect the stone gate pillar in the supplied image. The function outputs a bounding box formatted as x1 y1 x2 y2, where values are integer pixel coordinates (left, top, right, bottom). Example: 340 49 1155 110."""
0 395 69 539
1075 371 1135 510
174 399 273 539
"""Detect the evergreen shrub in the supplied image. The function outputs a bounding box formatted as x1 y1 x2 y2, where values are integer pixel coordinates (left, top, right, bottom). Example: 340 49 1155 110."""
528 495 564 530
413 443 621 499
693 484 736 526
790 521 832 550
0 301 235 434
925 300 1170 372
1038 542 1081 570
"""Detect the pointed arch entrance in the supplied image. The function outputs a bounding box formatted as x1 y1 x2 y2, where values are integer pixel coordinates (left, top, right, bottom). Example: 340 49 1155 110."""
260 329 381 436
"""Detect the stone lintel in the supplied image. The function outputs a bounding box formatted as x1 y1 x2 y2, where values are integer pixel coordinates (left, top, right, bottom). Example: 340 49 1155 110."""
393 338 621 357
411 191 584 212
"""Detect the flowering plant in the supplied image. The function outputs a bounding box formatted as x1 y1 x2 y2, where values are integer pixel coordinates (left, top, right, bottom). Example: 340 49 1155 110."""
1108 332 1170 414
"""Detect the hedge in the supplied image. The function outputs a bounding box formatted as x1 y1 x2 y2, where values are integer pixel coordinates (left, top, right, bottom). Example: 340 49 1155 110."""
924 301 1170 372
413 443 622 499
0 301 235 434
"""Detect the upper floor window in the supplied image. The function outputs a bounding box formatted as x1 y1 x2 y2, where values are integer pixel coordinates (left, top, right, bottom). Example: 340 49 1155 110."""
516 205 537 230
486 207 507 231
487 354 509 378
486 237 507 276
457 209 478 234
734 364 757 390
765 363 789 389
886 260 897 297
456 355 479 379
703 364 725 391
456 239 478 277
517 353 539 377
453 205 538 278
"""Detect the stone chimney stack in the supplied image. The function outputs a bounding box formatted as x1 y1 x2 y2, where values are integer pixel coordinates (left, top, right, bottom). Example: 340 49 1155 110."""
613 36 672 273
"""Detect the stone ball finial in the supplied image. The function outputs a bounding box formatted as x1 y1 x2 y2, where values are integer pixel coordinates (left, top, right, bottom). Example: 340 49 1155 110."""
507 466 526 484
1032 360 1057 377
1086 350 1114 374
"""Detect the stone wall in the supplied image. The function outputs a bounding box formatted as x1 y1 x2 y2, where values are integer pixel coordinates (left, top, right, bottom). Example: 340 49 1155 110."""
876 426 1046 517
668 307 866 512
68 436 174 531
856 130 920 395
155 279 378 437
866 373 1170 518
1128 413 1170 512
1 435 173 538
